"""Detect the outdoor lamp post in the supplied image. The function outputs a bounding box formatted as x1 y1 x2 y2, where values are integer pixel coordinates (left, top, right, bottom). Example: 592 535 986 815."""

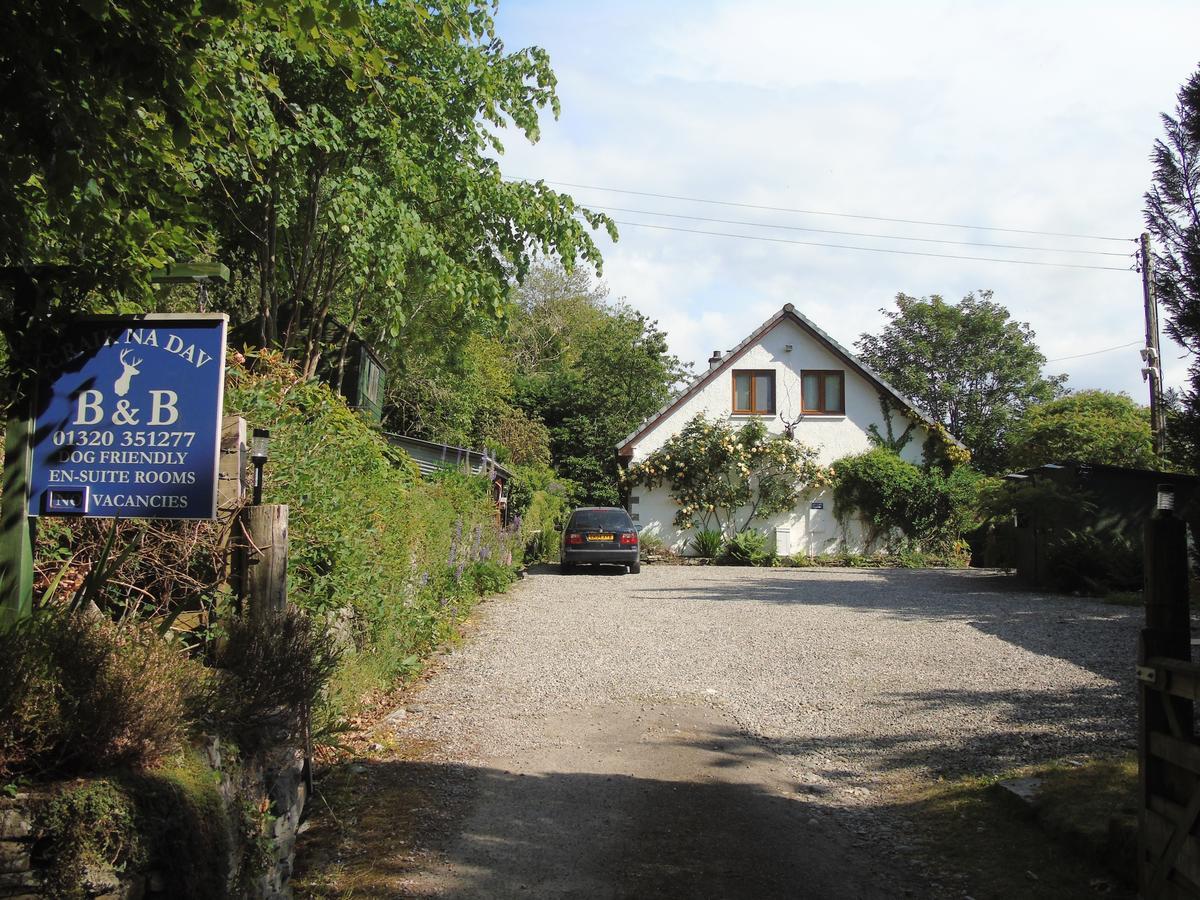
251 428 270 505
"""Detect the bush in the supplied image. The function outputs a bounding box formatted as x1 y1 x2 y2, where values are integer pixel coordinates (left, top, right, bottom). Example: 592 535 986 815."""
723 529 772 566
16 350 521 774
625 415 830 533
832 448 980 553
0 612 201 780
637 531 666 557
513 465 575 565
33 516 228 645
690 529 723 558
199 608 340 752
223 351 518 714
465 559 518 595
1045 530 1143 596
782 547 970 568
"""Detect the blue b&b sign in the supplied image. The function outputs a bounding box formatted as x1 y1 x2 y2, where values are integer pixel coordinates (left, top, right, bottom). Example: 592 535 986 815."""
29 314 228 520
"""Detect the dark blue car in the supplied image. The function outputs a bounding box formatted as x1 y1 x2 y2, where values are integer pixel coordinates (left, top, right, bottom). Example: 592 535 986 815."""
560 507 640 574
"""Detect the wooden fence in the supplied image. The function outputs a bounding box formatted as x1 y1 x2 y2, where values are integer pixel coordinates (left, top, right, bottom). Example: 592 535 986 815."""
1139 501 1200 897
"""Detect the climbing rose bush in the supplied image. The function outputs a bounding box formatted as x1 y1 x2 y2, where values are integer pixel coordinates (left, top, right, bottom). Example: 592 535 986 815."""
622 415 831 534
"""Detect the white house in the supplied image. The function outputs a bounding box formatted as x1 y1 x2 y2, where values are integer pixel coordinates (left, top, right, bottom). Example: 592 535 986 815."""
616 303 955 556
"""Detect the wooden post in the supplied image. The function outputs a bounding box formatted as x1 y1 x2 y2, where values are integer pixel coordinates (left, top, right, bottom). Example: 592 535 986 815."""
237 504 288 621
1141 233 1168 457
1139 495 1193 895
1144 502 1190 660
0 385 34 628
218 416 247 514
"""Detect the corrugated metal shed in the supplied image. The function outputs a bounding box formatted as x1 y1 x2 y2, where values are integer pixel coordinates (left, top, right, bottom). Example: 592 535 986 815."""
383 432 512 482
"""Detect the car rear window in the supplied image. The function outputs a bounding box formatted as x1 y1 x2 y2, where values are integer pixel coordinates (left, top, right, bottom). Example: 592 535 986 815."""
569 509 633 531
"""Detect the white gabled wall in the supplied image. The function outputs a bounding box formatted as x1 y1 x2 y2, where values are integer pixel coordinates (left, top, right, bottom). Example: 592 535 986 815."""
626 312 931 555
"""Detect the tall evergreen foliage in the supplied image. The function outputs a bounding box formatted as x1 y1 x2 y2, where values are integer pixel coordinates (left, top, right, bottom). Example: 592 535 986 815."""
1146 65 1200 353
1145 64 1200 470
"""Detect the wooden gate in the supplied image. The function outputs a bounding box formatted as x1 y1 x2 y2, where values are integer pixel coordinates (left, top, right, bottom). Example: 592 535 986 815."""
1138 501 1200 897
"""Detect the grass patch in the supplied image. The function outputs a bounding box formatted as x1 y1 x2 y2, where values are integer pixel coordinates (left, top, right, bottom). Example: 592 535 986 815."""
905 756 1135 899
1032 756 1137 877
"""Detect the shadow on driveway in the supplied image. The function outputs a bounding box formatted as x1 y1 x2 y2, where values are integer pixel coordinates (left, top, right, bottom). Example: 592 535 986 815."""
297 738 915 899
626 567 1139 683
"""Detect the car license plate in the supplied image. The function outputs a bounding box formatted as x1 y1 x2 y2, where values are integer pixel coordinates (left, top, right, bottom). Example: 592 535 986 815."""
586 533 614 542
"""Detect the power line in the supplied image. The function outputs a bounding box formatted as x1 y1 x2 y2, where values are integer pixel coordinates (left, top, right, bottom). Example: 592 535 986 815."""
508 177 1132 243
609 220 1135 272
1044 340 1143 363
586 204 1130 258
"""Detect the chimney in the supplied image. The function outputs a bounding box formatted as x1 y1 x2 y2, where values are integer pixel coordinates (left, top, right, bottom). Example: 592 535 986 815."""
708 350 723 370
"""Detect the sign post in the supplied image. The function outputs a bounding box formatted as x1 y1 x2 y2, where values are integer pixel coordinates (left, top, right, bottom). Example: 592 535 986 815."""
29 314 228 521
0 391 35 628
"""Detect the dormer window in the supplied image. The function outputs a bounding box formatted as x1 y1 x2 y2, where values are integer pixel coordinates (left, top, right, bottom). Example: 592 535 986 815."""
801 370 845 414
732 369 775 414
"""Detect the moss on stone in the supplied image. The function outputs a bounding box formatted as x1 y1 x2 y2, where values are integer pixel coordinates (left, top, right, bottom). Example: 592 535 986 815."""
33 747 274 898
35 778 142 898
124 749 232 897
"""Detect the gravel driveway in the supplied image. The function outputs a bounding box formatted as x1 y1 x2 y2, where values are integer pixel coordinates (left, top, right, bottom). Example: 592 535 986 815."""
412 565 1138 793
308 566 1141 898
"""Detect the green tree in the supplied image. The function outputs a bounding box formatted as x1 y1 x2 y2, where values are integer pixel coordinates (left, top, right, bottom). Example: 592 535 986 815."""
1007 390 1157 470
1145 65 1200 472
203 1 613 376
0 0 373 319
855 291 1065 473
1145 65 1200 354
386 332 551 468
510 267 689 505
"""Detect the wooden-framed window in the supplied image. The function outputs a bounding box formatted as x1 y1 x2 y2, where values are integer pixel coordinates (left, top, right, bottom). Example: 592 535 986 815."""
801 370 845 414
732 369 775 415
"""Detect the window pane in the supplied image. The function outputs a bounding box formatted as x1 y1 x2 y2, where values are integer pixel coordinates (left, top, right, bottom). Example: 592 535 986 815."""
570 509 634 530
754 374 773 412
802 374 820 411
824 374 843 412
734 373 751 411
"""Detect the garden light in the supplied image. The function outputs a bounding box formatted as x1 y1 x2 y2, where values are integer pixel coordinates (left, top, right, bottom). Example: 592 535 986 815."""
251 428 270 505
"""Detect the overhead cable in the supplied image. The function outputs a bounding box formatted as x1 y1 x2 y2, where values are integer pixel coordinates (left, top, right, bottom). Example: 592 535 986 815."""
1044 340 1143 362
507 177 1132 243
586 204 1129 257
609 220 1135 272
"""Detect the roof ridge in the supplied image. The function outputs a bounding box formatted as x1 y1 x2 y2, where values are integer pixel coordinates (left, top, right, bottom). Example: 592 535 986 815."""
615 303 961 455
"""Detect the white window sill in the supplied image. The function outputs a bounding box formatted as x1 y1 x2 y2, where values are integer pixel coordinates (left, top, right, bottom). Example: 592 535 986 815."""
727 413 847 420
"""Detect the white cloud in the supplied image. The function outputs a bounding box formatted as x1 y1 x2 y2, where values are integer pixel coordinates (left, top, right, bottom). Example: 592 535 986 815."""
493 0 1200 402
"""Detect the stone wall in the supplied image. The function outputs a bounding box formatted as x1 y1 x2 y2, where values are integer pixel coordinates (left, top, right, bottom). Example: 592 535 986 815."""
0 800 35 897
0 737 306 899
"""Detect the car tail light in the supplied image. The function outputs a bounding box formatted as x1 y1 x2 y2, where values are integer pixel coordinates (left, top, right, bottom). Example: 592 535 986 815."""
619 532 638 545
566 532 583 545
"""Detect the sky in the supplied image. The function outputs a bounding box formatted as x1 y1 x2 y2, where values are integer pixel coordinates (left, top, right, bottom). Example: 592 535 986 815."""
488 0 1200 400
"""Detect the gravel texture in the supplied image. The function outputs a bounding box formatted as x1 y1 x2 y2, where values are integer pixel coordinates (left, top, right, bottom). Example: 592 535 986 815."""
405 565 1140 800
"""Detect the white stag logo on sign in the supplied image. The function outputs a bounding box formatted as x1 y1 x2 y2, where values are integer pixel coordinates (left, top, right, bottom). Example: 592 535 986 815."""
114 349 142 397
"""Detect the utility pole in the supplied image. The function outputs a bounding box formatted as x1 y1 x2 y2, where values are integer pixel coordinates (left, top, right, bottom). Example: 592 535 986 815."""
1140 232 1167 457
